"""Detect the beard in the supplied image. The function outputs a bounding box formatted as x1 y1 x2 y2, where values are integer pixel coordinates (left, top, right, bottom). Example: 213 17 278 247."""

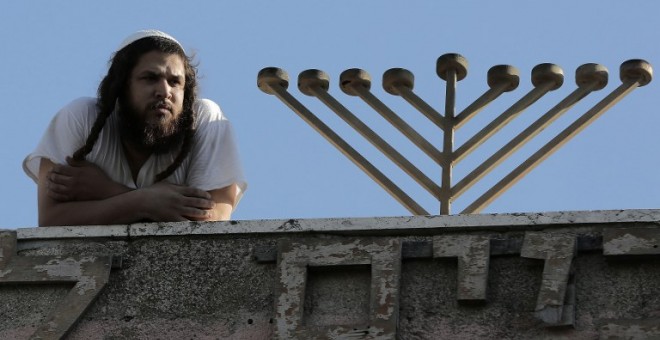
117 96 187 155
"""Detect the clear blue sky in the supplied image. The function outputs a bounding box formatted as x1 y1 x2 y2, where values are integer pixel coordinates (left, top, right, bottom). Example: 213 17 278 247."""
2 1 659 229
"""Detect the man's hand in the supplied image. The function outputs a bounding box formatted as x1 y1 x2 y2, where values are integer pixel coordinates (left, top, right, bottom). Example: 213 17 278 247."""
46 157 129 201
137 182 216 222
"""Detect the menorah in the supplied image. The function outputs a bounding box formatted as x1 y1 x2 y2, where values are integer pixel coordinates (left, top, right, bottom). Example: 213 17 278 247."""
257 54 652 215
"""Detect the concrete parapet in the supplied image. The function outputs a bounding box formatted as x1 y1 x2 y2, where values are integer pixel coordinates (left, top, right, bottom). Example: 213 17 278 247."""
1 209 660 339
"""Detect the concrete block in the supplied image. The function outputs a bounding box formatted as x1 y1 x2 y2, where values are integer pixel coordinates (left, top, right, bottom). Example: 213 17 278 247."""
433 234 490 301
274 238 401 339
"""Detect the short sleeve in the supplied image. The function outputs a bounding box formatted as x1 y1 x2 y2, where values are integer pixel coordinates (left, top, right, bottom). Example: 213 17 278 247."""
22 97 96 183
186 99 248 203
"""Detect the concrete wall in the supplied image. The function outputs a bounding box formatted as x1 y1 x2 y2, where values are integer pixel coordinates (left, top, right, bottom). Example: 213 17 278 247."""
1 209 660 339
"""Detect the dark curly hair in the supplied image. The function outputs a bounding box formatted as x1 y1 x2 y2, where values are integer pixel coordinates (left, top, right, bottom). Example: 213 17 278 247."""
71 36 198 182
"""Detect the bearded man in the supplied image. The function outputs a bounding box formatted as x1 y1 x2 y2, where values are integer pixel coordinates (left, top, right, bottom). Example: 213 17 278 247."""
23 30 247 226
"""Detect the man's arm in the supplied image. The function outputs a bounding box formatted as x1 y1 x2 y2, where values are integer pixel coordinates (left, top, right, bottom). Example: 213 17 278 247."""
38 158 216 226
46 157 132 201
184 100 247 220
201 184 239 221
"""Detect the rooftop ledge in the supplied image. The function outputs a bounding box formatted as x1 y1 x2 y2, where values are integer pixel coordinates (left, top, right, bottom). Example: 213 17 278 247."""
9 208 660 240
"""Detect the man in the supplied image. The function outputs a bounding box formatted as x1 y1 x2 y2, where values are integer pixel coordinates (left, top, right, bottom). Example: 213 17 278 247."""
23 30 247 226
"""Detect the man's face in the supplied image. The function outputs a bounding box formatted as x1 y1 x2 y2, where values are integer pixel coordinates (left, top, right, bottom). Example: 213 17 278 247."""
120 51 187 152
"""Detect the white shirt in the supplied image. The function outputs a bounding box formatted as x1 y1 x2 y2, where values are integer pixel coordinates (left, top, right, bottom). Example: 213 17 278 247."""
24 97 247 204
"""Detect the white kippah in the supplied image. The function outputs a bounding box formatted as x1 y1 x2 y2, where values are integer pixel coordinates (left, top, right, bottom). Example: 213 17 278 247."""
116 29 184 53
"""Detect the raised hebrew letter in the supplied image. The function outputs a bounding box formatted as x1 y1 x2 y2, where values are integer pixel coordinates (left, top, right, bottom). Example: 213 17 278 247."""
274 238 401 340
520 231 576 327
433 234 490 301
0 231 112 339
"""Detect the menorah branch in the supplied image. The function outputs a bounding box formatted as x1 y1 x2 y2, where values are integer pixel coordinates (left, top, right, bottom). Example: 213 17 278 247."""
462 60 652 214
453 64 608 199
454 64 564 164
341 69 443 164
299 69 442 200
454 65 520 129
258 68 428 215
384 68 446 131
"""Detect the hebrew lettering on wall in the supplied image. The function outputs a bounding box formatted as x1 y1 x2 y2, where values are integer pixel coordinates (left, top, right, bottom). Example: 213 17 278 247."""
0 231 112 340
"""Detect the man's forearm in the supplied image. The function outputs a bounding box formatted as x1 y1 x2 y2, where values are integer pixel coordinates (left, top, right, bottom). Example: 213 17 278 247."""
37 158 144 226
38 189 149 226
38 158 217 226
200 184 239 221
47 157 133 202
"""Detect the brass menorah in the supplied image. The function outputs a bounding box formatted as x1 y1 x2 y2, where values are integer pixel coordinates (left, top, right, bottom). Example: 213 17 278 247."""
258 54 653 215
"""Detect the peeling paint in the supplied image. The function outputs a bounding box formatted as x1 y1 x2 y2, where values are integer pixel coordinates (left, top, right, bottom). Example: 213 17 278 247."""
76 276 98 295
603 228 660 255
600 318 660 338
34 257 97 279
607 233 656 253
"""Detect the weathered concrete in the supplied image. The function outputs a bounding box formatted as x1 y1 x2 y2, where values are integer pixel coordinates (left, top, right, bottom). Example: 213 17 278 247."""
603 227 660 256
1 209 659 339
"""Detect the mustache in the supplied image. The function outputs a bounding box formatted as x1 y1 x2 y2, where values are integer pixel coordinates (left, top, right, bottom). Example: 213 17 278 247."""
150 100 173 111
